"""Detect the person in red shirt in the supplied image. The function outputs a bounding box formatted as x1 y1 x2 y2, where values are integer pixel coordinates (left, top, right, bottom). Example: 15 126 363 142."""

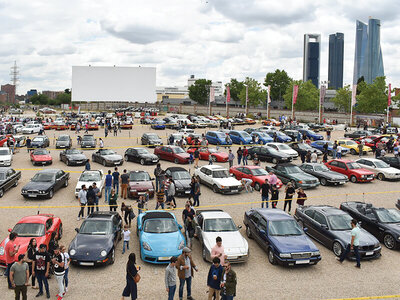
243 146 248 165
5 232 20 289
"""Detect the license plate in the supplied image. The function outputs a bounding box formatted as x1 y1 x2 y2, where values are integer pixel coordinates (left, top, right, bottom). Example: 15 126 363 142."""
138 192 145 195
114 162 119 165
339 181 345 184
185 191 190 194
42 162 47 165
366 251 374 256
153 159 158 162
228 256 237 260
231 190 238 193
296 259 310 264
80 262 94 266
28 194 37 197
158 256 171 261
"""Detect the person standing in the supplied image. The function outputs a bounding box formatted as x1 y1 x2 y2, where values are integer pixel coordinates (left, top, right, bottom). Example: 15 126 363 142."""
121 202 135 227
270 185 279 208
5 232 20 289
311 150 318 163
92 182 100 212
207 257 224 300
60 246 70 293
156 187 165 210
77 185 87 221
283 182 295 214
121 169 130 200
182 203 195 224
194 148 200 168
193 177 201 207
167 179 176 209
137 195 146 215
26 137 31 152
326 130 331 141
268 171 277 187
112 167 120 195
296 188 307 207
337 219 361 268
86 185 96 216
122 225 131 254
105 170 113 204
32 244 51 298
358 142 364 158
305 150 311 163
184 214 196 249
25 238 38 289
109 189 118 212
52 246 65 300
260 179 270 208
228 150 234 168
300 151 306 164
242 146 248 165
176 247 198 300
121 253 139 300
165 256 177 300
211 237 227 266
99 138 104 148
85 159 91 171
236 147 243 165
154 163 164 192
10 254 29 300
332 141 338 159
221 260 237 300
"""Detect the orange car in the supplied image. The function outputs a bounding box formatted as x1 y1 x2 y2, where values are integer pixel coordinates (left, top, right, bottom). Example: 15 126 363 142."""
87 122 99 130
43 122 55 130
244 118 256 125
262 119 281 126
55 123 69 130
121 122 133 129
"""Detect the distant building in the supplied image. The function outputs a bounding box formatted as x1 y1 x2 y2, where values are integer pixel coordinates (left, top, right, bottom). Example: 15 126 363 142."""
1 84 16 103
187 75 223 96
0 92 7 103
156 86 189 102
303 34 321 88
26 89 38 97
42 90 63 100
328 33 344 90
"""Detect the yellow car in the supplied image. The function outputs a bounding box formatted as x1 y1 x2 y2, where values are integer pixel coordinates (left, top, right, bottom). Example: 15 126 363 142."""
337 139 372 155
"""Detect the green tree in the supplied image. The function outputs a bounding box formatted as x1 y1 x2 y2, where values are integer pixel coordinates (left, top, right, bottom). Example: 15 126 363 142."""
283 80 319 111
30 94 50 105
332 85 352 112
188 79 212 105
263 69 292 101
238 77 266 106
356 76 388 113
224 78 244 102
55 92 71 104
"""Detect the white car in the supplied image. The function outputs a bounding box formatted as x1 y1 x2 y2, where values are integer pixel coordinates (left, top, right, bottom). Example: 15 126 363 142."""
194 165 243 194
355 158 400 181
75 170 105 197
0 148 12 166
13 124 24 133
195 210 249 263
266 142 299 159
22 124 42 134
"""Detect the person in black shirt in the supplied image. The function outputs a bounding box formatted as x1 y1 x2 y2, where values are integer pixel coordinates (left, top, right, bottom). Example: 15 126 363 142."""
305 151 311 163
270 185 279 208
32 244 51 298
48 232 58 257
194 148 200 168
284 182 295 213
182 202 195 223
26 137 31 153
112 167 120 195
122 253 139 300
260 179 270 208
25 238 38 289
52 246 65 299
86 185 96 215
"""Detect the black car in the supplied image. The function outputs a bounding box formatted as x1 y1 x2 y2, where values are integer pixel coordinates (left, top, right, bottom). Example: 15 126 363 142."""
340 201 400 250
56 134 72 149
124 147 159 165
31 136 50 148
378 156 400 169
344 130 372 139
294 205 381 260
21 169 69 199
282 129 299 141
165 167 191 196
141 133 163 147
299 163 348 186
396 199 400 210
247 146 292 164
80 134 96 148
289 142 322 157
68 211 122 266
92 149 123 167
60 149 88 166
0 167 21 198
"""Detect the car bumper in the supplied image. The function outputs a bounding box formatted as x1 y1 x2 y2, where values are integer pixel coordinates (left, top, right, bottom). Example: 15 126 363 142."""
356 177 374 182
175 189 192 196
225 253 249 264
140 249 182 264
81 145 96 148
220 186 244 194
21 191 50 198
68 160 88 166
0 161 11 166
70 257 109 266
104 160 123 166
327 179 348 185
129 190 155 198
347 247 381 261
32 160 52 165
383 173 400 180
275 254 321 266
298 182 319 189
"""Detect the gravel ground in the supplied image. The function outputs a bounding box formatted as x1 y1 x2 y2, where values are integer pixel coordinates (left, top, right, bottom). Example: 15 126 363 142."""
0 119 399 300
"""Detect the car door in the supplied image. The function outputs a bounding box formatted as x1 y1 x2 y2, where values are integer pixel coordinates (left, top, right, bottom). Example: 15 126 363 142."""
241 167 252 180
327 160 340 173
301 208 316 236
55 171 65 191
247 212 262 244
362 210 381 238
199 148 208 160
311 211 331 246
5 169 15 190
233 167 244 180
259 147 271 162
257 217 270 251
166 147 174 161
130 149 139 162
203 168 213 186
275 165 288 183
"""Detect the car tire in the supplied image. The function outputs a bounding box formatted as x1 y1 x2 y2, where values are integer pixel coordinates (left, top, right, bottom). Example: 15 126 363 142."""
377 173 385 181
245 225 252 239
49 189 54 199
64 179 68 188
267 248 276 265
272 158 278 164
0 188 4 198
14 179 18 187
384 234 396 250
254 182 261 191
212 185 219 193
332 241 343 257
174 158 179 164
140 158 145 165
350 175 357 183
202 246 208 262
66 159 70 166
124 155 129 162
350 149 356 155
103 160 107 167
211 156 217 162
320 178 327 186
109 249 115 264
57 224 63 240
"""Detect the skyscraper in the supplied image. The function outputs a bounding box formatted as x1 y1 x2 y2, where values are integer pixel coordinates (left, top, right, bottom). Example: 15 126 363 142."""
353 18 384 84
303 34 321 88
328 33 344 89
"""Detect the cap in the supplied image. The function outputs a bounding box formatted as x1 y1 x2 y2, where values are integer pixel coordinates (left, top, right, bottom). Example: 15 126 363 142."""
182 247 191 253
39 244 47 249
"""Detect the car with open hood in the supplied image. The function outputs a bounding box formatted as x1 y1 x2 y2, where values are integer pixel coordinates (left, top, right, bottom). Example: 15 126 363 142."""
194 165 243 194
75 170 104 197
92 149 123 166
30 148 52 166
60 148 88 166
265 163 319 189
21 169 69 199
165 167 191 196
128 170 155 199
124 147 159 165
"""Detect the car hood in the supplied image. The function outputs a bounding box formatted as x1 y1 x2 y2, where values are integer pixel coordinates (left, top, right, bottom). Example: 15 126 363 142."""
270 235 318 253
175 153 190 159
289 172 317 181
377 167 400 174
31 141 44 145
129 181 153 189
141 231 184 252
213 177 241 186
56 140 69 145
148 138 162 143
352 169 374 175
0 154 11 160
69 234 113 255
141 153 158 160
174 179 191 189
203 231 247 251
102 154 122 161
332 229 379 245
81 140 95 145
23 181 53 190
0 236 46 260
76 180 103 189
68 154 87 160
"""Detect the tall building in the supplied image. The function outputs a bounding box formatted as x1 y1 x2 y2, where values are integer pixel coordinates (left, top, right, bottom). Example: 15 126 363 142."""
328 33 344 89
1 84 16 103
303 34 321 88
353 18 384 84
42 90 63 99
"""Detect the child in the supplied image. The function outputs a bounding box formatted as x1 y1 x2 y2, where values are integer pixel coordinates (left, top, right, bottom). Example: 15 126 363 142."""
165 256 177 300
156 187 165 210
122 225 131 254
270 184 279 208
208 154 213 165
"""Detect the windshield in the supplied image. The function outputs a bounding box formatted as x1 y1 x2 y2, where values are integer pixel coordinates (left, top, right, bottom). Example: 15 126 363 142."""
268 220 303 236
147 134 159 139
82 136 94 141
33 137 44 141
58 136 69 141
130 172 150 181
239 132 250 138
276 132 286 136
314 165 329 172
12 223 45 237
375 209 400 223
285 166 302 174
346 140 357 145
79 220 112 235
31 173 55 182
212 170 229 178
276 144 291 150
298 144 311 150
172 171 190 180
79 172 101 182
347 162 361 169
208 148 218 153
215 132 226 138
67 149 81 155
374 161 389 168
251 168 268 176
0 173 5 180
257 132 269 138
100 150 115 155
33 149 48 155
204 218 237 232
0 149 9 155
143 218 178 233
327 214 352 230
173 147 185 154
136 148 149 155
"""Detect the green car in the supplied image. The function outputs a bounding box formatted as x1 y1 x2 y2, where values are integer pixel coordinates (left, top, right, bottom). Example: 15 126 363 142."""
265 163 320 189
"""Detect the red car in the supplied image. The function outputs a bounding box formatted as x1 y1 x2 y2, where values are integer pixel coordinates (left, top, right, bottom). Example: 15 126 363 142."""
87 122 99 130
186 133 202 145
0 135 15 147
121 122 133 129
325 159 374 183
0 214 62 268
42 122 55 130
187 147 228 162
30 149 52 166
154 145 190 164
55 123 69 130
128 170 155 198
355 135 384 148
229 165 283 190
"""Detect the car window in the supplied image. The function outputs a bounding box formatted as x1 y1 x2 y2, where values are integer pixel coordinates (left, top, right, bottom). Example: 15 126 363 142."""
363 160 374 167
249 212 261 224
242 168 251 175
45 219 53 231
337 162 347 169
313 211 328 226
258 218 267 231
304 209 315 219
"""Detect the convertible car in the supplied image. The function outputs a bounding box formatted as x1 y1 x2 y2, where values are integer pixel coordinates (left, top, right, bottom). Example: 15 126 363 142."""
92 149 123 166
186 147 229 162
229 165 283 190
30 149 52 166
0 167 21 198
299 163 348 186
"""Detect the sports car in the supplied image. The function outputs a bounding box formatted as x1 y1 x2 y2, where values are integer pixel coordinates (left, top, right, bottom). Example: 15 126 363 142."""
186 147 228 162
31 136 50 148
289 142 322 157
80 134 96 148
154 146 190 164
344 130 372 139
56 134 72 149
141 133 163 147
325 159 374 183
165 167 191 196
311 141 349 156
30 149 52 166
266 143 298 159
124 147 159 165
60 148 88 166
297 129 324 141
69 211 122 266
355 158 400 181
128 170 155 198
92 149 123 166
137 210 185 264
22 169 69 199
229 165 283 190
299 163 348 186
337 139 372 155
265 163 319 189
54 122 69 130
75 170 104 197
195 165 243 194
87 122 99 130
247 146 292 164
0 214 62 268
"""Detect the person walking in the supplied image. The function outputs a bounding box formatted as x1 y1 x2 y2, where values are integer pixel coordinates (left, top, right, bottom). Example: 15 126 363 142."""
121 169 129 200
86 185 96 216
121 253 139 300
242 146 248 165
156 187 165 210
26 137 31 152
228 150 234 168
165 256 177 300
358 142 364 158
193 177 201 207
92 182 101 212
260 179 270 208
211 236 227 266
112 167 120 195
32 244 51 298
296 188 307 208
311 150 318 163
182 202 195 224
10 254 29 300
85 159 91 171
5 232 20 289
176 247 198 300
25 238 38 290
284 182 295 214
337 144 342 159
167 179 177 209
221 260 237 300
77 185 87 221
122 225 131 254
270 184 279 208
121 202 135 227
52 246 65 300
105 170 113 204
237 147 243 165
99 138 104 148
185 214 196 249
60 246 70 293
337 219 361 268
154 163 164 192
109 189 118 212
207 257 224 300
332 141 338 159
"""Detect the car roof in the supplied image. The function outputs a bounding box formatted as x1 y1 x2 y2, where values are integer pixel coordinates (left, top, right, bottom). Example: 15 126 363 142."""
38 169 60 174
275 163 296 167
329 159 352 163
302 163 323 166
199 211 232 219
87 211 118 220
201 165 227 170
240 165 262 169
142 211 174 222
305 205 346 215
166 167 189 173
356 158 380 162
18 214 55 224
82 170 102 175
254 208 292 220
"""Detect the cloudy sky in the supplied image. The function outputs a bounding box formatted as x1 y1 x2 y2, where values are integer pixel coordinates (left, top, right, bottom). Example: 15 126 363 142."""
1 0 400 95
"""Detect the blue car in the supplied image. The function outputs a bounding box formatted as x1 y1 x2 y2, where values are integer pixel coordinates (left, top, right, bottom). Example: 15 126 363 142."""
243 208 321 266
265 130 292 143
151 119 166 130
298 129 324 141
137 210 185 264
311 141 349 156
229 130 253 145
205 131 232 145
251 132 273 145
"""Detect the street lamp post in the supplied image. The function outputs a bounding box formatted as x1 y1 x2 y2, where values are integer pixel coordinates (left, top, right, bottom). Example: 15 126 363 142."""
319 81 328 124
244 84 249 116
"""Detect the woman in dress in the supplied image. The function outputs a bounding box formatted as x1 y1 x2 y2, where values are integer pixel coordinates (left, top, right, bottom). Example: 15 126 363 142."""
121 253 139 300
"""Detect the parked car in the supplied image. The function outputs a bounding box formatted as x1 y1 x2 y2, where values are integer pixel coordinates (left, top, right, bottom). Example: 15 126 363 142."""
195 210 248 263
355 158 400 181
265 130 292 143
229 130 253 145
229 165 283 190
154 146 190 164
396 199 400 210
344 130 372 139
22 124 42 134
340 201 400 250
56 134 72 149
124 147 159 165
31 136 50 148
299 163 348 186
281 129 299 141
164 167 191 196
75 170 104 197
186 147 228 163
247 146 292 164
289 142 322 157
266 142 298 159
251 132 273 145
151 119 166 130
297 129 324 141
194 165 243 194
337 139 372 155
0 167 21 197
137 210 186 264
141 133 163 147
0 147 12 166
0 214 62 268
92 149 123 166
30 149 52 166
294 205 381 259
378 156 400 169
60 148 88 166
128 170 155 199
325 159 375 183
311 141 349 156
243 208 321 266
80 134 96 148
69 211 122 266
205 131 232 145
265 163 319 189
21 169 69 199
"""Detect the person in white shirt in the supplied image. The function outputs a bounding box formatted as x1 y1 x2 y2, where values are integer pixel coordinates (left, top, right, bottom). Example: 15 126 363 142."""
241 178 253 193
337 219 361 268
310 150 318 163
122 225 131 254
337 145 343 159
60 246 70 293
77 185 87 221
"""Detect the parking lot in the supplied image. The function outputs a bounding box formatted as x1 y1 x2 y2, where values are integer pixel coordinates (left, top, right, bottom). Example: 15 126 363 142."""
0 119 399 300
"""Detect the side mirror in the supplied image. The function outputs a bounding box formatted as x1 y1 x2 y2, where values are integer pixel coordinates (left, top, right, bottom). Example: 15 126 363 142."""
150 177 154 181
8 228 12 232
303 227 308 232
237 225 242 229
259 229 266 235
138 226 142 231
321 224 328 230
178 224 183 230
75 228 79 233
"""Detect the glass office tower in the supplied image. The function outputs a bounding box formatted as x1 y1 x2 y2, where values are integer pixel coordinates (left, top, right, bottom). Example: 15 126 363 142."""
328 33 344 89
303 34 321 88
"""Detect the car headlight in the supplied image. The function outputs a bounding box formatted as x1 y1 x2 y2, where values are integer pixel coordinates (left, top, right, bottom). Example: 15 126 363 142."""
220 185 225 189
178 241 185 250
0 246 4 255
311 251 320 256
280 253 291 258
361 175 366 179
69 249 76 256
22 190 27 193
100 250 107 257
142 242 152 251
397 236 400 241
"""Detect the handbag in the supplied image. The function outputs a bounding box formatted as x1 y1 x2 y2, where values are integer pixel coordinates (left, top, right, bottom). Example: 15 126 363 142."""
128 266 141 283
129 210 136 220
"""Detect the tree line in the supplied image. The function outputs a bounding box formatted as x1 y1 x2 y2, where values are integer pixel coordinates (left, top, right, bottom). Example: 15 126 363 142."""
29 89 71 106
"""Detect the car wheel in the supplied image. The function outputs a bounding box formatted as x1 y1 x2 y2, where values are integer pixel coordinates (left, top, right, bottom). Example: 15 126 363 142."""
320 178 327 186
384 234 396 250
202 246 208 262
140 158 145 165
332 241 343 257
103 159 107 167
350 175 357 183
245 225 252 239
49 189 54 199
350 149 356 155
211 156 217 162
109 249 115 264
254 182 261 191
272 158 278 164
64 179 69 188
377 173 385 181
0 188 4 198
124 155 129 162
267 248 276 265
328 150 333 156
57 224 63 240
174 158 179 164
212 185 219 193
66 159 70 166
14 179 18 187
